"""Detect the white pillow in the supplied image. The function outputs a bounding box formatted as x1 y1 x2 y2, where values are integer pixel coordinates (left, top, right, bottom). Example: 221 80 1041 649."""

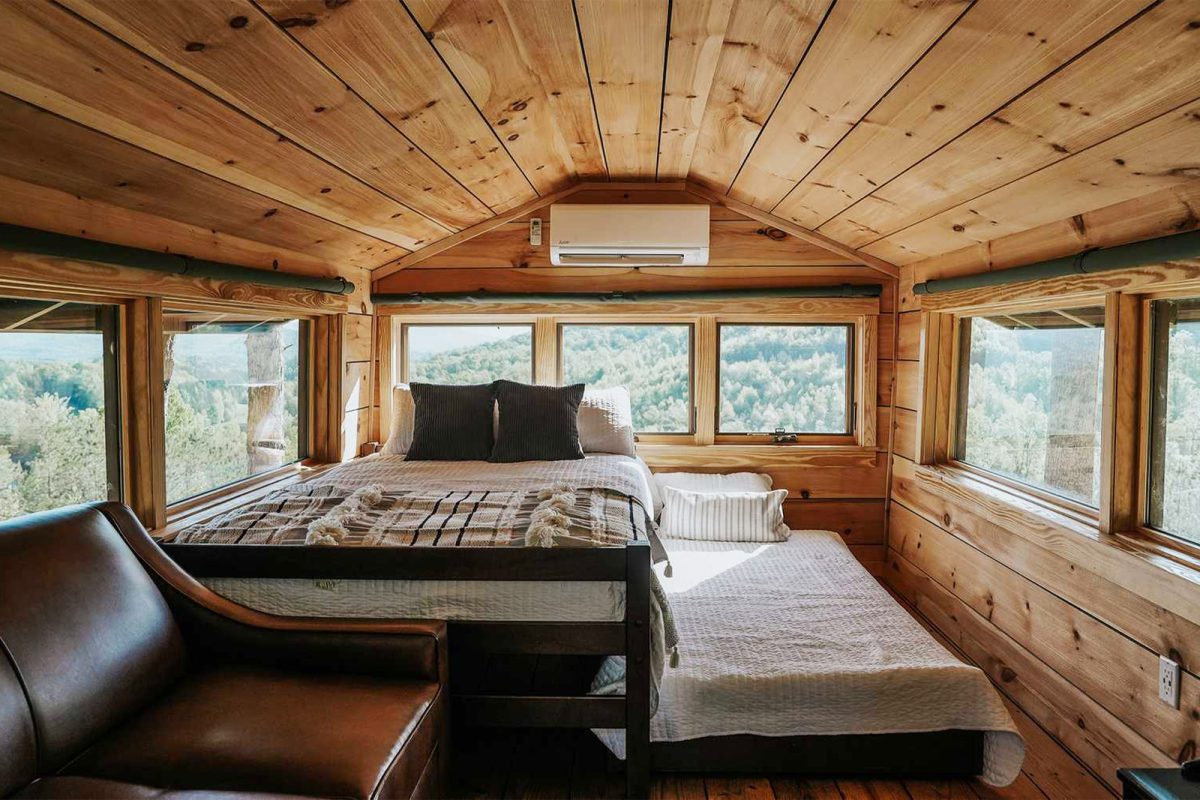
659 486 788 542
577 387 635 456
380 384 415 456
653 471 787 535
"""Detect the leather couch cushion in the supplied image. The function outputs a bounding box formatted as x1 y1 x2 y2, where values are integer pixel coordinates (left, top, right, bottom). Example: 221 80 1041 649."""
14 776 315 799
67 666 442 800
0 652 36 796
0 506 186 773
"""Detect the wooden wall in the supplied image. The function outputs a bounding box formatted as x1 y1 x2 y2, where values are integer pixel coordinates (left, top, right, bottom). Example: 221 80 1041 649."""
884 245 1200 793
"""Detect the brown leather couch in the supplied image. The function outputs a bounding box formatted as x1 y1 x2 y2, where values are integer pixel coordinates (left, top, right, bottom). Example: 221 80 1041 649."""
0 502 448 800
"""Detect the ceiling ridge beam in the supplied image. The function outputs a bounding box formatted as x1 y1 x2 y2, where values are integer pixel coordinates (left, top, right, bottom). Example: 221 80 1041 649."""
371 182 585 279
684 182 899 278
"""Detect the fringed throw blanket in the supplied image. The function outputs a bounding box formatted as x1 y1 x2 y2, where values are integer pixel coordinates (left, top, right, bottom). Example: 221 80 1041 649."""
174 455 677 709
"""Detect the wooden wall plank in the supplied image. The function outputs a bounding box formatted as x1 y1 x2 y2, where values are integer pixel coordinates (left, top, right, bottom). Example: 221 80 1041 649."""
729 0 968 209
406 0 585 192
773 0 1146 228
822 0 1200 250
894 360 921 411
258 0 534 211
896 311 922 361
0 96 396 269
0 1 433 250
868 97 1200 264
686 0 828 193
784 499 885 545
575 0 669 179
889 500 1200 768
657 0 734 180
893 407 918 462
62 0 489 231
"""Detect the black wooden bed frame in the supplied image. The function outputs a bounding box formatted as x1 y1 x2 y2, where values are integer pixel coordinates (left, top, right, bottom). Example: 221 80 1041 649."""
161 540 653 799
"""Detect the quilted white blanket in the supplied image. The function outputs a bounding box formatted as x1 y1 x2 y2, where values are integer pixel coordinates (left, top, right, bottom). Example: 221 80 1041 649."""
596 531 1025 787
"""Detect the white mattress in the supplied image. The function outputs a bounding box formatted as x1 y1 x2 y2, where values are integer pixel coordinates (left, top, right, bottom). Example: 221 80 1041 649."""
203 576 624 621
595 531 1025 787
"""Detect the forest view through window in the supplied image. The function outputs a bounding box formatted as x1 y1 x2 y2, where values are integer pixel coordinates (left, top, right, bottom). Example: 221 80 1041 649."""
560 324 692 433
0 298 120 521
165 310 304 504
718 324 851 434
1148 298 1200 543
404 324 533 384
957 307 1105 507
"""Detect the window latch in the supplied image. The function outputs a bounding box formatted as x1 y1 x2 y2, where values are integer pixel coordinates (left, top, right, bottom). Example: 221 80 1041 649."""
772 428 797 444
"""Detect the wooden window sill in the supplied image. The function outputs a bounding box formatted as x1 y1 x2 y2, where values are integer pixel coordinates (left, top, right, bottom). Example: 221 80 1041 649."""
637 443 878 469
912 462 1200 594
154 460 339 542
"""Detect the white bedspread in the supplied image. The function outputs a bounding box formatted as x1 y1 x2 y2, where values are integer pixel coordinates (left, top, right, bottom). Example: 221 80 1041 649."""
596 531 1024 787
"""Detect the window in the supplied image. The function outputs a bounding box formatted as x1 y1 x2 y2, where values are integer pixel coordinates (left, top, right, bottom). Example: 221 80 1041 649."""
0 298 120 521
404 324 533 384
164 309 307 504
955 307 1105 507
1147 298 1200 544
560 324 692 433
718 324 853 434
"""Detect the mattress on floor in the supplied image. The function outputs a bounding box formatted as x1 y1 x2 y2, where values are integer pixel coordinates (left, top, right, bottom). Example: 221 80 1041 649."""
595 531 1025 787
203 576 625 621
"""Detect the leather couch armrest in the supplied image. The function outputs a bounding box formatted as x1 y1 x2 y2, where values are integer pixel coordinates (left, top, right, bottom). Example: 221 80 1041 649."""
95 502 448 684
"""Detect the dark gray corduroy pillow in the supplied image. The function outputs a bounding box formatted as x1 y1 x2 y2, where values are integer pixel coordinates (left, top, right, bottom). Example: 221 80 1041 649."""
490 380 586 462
406 383 495 461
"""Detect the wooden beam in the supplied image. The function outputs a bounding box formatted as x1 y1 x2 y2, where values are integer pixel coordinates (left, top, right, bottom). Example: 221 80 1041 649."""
371 183 583 278
685 182 900 278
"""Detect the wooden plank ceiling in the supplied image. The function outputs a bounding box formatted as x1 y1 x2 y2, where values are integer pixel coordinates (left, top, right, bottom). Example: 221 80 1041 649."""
0 0 1194 282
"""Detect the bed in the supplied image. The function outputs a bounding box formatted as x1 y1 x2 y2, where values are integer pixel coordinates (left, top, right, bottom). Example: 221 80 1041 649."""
595 531 1025 786
161 453 670 799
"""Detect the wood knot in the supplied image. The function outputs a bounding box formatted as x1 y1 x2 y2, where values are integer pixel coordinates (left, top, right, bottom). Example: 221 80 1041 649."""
229 15 248 28
184 42 205 52
279 17 317 28
507 133 519 141
325 0 350 8
942 513 951 526
510 100 528 111
756 227 788 241
952 224 965 232
999 666 1016 683
931 104 945 111
799 489 811 500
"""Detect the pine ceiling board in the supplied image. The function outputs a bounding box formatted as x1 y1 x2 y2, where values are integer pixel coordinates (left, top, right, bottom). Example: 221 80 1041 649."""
773 0 1150 229
863 97 1200 265
404 0 580 193
575 0 670 179
908 183 1200 281
686 0 829 193
59 0 490 232
0 96 397 270
374 265 886 295
509 189 752 222
0 1 438 251
256 0 534 213
408 219 857 269
820 0 1200 249
0 174 337 277
729 0 970 211
657 0 735 180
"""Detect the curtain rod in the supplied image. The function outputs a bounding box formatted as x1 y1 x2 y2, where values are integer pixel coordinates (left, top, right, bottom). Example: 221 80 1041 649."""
913 229 1200 296
0 224 355 296
371 284 882 305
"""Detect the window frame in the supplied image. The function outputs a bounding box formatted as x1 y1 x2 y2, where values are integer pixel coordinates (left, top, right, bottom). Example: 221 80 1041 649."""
946 302 1108 518
160 307 315 513
714 321 856 440
397 321 537 386
556 320 697 437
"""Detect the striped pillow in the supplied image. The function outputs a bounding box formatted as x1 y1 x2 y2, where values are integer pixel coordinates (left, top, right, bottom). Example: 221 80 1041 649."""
658 486 789 542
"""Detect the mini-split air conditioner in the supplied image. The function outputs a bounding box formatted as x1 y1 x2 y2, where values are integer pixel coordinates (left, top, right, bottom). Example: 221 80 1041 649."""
549 204 710 266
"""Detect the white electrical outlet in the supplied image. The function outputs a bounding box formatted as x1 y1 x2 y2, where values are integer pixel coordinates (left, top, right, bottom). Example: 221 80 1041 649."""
1159 655 1180 708
529 218 542 246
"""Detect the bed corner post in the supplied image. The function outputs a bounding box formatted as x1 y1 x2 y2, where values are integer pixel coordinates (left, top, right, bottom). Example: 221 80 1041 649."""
625 540 651 799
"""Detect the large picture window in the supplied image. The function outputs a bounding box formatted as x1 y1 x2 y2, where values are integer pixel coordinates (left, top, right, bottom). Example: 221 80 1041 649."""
164 309 306 504
403 324 533 385
955 307 1106 508
0 298 120 520
718 324 853 435
559 324 692 433
1147 297 1200 544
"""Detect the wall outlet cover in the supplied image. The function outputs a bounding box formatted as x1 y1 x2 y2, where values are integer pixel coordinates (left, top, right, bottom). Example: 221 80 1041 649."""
529 218 542 246
1159 655 1180 708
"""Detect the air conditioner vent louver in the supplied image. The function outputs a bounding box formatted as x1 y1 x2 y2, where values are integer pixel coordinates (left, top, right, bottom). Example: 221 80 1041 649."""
550 204 709 267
